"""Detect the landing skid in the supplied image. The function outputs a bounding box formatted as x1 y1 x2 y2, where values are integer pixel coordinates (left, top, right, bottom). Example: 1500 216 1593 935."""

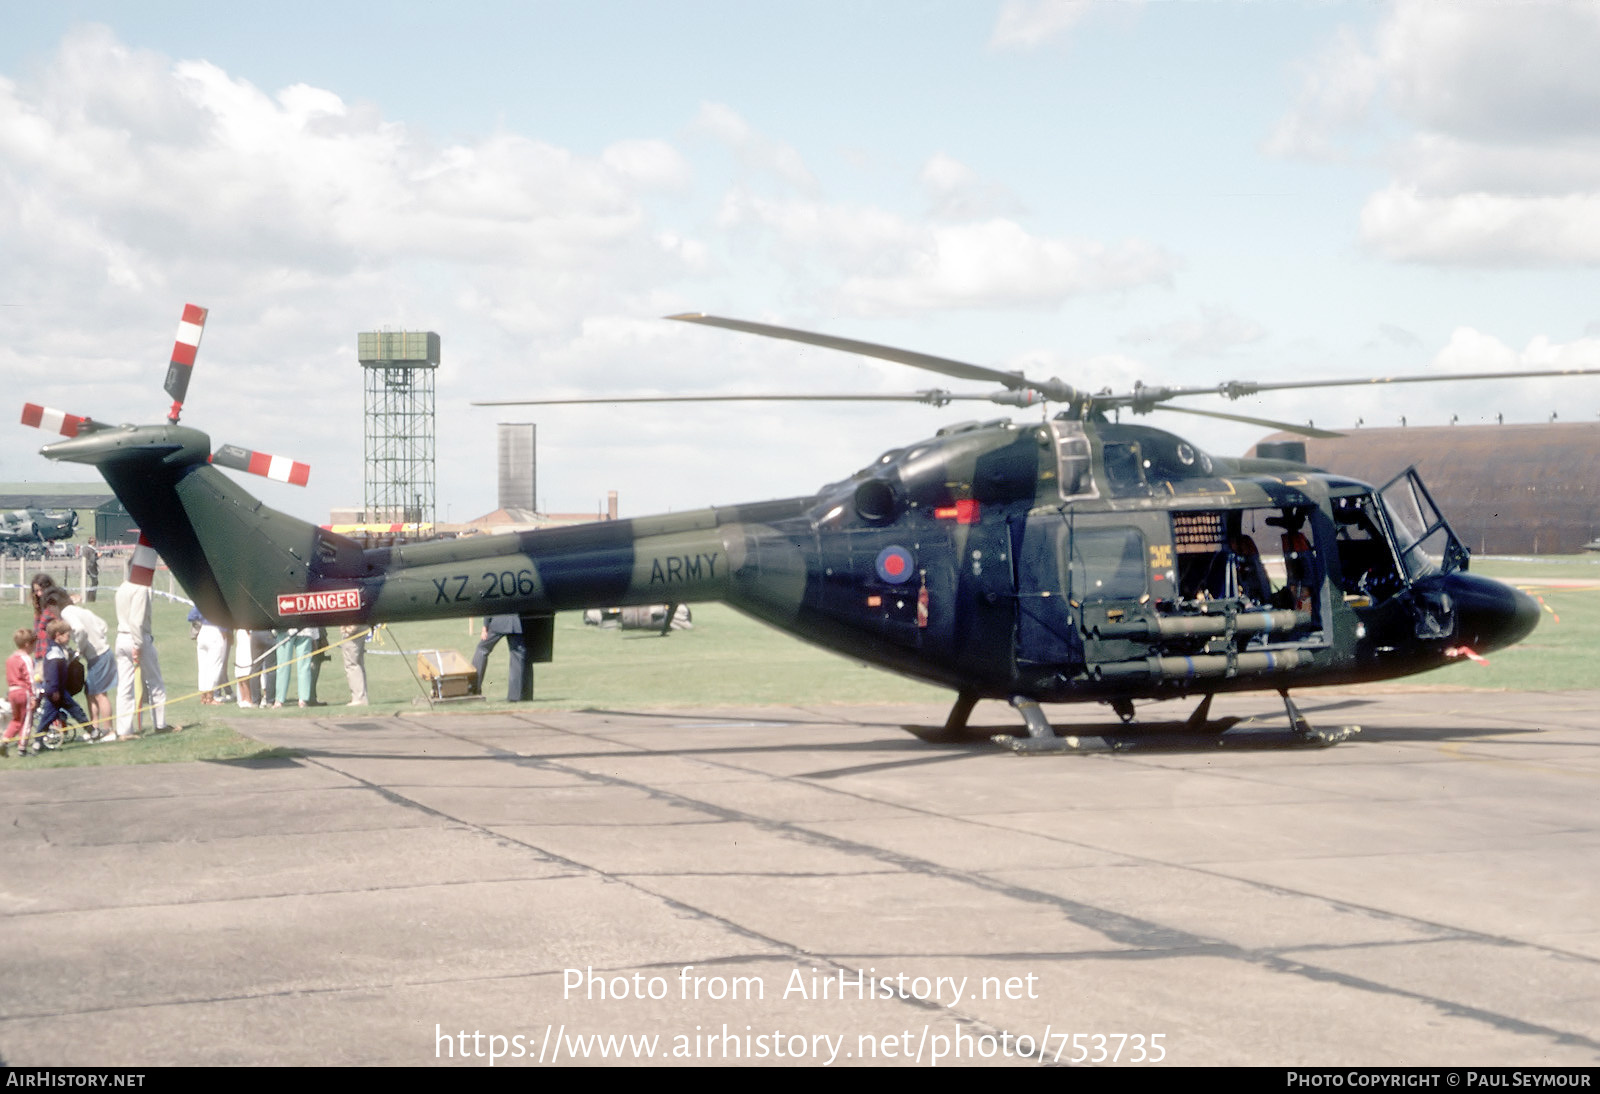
1278 688 1361 747
976 690 1359 755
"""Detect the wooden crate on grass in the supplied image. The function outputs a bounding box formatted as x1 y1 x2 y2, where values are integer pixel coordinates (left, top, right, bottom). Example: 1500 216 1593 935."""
417 649 478 700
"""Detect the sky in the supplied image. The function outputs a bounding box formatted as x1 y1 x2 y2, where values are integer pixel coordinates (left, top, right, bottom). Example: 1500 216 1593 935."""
4 0 1600 524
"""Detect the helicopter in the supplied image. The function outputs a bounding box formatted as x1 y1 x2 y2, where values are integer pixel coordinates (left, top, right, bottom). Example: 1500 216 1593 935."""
0 507 79 553
23 305 1590 751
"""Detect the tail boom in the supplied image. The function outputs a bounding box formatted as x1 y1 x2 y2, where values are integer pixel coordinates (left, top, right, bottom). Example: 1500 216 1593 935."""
41 420 799 629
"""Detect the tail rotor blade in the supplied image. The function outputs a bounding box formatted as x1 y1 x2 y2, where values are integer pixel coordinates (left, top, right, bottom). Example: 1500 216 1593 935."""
164 303 208 424
20 403 98 438
211 443 311 487
128 533 160 587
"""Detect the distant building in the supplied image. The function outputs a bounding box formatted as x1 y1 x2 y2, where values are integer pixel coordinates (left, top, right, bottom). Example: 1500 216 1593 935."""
1252 421 1600 555
463 506 611 534
498 423 536 512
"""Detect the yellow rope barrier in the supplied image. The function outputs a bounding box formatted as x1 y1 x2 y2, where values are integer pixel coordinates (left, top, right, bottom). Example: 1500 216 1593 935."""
111 627 376 731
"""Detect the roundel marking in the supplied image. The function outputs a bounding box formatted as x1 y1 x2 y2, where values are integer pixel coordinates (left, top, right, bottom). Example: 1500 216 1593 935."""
876 545 915 584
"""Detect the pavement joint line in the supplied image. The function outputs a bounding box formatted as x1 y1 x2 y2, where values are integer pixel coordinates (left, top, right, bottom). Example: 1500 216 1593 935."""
385 709 1600 1054
1436 741 1600 779
0 952 804 1025
443 705 1592 953
18 699 1585 1055
0 782 374 807
0 870 591 922
604 869 904 879
3 820 450 851
284 742 1033 1051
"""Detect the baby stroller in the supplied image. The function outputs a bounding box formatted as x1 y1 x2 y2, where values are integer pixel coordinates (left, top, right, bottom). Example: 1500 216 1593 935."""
25 653 99 752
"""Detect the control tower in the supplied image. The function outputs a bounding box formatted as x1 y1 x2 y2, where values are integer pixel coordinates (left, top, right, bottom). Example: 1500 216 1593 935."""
357 330 440 526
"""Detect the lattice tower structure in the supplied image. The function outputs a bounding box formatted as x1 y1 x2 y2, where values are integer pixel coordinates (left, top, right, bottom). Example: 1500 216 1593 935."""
357 331 441 526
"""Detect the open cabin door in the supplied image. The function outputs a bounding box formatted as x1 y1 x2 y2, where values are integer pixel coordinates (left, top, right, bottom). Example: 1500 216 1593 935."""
1373 468 1469 640
1070 506 1324 687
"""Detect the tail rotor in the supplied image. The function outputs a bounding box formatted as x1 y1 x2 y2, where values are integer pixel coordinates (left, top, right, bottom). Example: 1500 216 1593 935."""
20 303 311 487
164 303 207 425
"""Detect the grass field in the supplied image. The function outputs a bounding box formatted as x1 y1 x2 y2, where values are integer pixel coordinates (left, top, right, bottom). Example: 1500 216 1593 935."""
1453 555 1600 692
2 554 1594 770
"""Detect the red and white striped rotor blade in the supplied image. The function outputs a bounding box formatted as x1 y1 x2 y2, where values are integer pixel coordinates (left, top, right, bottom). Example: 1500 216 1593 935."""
163 303 208 424
128 533 160 587
211 443 311 487
20 402 96 437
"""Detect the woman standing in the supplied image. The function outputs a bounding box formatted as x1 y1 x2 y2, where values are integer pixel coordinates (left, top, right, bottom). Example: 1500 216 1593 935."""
273 627 315 709
30 573 61 662
189 608 229 704
48 588 114 739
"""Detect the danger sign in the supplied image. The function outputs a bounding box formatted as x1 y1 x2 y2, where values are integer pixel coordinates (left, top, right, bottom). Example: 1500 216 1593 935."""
277 588 362 616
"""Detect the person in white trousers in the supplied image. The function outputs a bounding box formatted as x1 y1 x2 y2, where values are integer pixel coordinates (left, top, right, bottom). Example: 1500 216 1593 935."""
114 578 172 738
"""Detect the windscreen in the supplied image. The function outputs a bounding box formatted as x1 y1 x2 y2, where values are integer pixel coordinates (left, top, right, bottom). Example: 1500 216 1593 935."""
1378 469 1469 578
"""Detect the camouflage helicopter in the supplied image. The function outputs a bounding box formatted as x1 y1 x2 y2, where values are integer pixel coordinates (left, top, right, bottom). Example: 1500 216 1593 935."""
23 307 1593 750
0 507 78 553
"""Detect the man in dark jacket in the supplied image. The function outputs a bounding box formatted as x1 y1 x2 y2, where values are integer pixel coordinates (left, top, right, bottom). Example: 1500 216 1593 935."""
471 614 534 701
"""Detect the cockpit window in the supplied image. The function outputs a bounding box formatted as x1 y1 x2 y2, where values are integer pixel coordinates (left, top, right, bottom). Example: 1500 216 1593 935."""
1102 442 1147 496
1378 469 1468 578
1096 423 1215 496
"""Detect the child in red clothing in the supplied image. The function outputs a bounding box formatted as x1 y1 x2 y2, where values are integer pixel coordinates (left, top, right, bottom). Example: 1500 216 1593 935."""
4 627 34 757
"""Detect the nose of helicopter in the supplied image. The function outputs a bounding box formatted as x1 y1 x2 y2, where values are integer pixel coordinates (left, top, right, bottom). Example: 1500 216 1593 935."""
1439 571 1541 654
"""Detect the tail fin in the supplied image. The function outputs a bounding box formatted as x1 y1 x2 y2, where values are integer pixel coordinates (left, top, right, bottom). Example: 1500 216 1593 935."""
45 423 365 628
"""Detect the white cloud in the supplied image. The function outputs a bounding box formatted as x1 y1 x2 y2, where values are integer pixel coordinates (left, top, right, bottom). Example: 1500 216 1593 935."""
0 25 1188 513
1377 322 1423 351
1231 326 1600 437
717 190 1175 315
989 0 1098 51
0 25 717 513
1431 326 1600 374
1361 185 1600 265
1123 304 1267 358
919 152 1023 219
1375 0 1600 144
0 25 694 284
690 101 817 193
1264 27 1382 161
601 139 693 190
1271 0 1600 265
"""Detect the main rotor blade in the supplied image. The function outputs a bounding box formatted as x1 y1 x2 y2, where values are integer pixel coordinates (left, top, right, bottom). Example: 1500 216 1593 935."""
667 313 1080 403
1122 365 1600 408
1154 404 1346 439
472 390 1013 408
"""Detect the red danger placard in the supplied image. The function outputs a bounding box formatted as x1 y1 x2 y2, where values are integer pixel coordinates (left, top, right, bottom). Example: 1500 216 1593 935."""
277 588 362 616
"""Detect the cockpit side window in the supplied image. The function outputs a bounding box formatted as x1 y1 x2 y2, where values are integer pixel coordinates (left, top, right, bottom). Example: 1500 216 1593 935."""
1102 442 1147 497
